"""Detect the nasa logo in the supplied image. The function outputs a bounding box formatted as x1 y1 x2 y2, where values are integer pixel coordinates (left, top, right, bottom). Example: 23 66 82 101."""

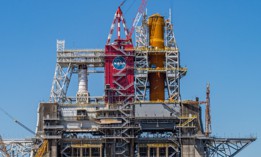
113 56 126 70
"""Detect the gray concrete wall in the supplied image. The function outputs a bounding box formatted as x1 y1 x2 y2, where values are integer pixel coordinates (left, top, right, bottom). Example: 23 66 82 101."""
182 145 204 157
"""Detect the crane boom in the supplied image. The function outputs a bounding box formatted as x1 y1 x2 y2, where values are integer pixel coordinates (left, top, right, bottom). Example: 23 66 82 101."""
127 0 148 40
14 120 35 135
0 107 35 136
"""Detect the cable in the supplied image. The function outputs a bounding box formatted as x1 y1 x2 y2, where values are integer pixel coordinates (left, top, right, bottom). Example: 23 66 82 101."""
0 106 15 121
120 0 127 7
125 0 137 15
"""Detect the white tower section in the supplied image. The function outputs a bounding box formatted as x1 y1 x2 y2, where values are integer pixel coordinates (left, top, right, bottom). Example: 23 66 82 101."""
49 40 104 104
78 65 88 93
76 65 89 103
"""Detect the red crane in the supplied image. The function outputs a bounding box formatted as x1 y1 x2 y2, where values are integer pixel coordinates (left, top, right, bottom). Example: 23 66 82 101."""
127 0 148 40
106 0 148 44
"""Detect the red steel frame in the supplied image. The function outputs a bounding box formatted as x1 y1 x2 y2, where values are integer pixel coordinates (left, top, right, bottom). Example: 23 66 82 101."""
105 7 134 104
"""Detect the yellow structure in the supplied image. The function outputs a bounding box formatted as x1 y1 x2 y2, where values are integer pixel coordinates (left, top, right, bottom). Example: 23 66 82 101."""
35 140 48 157
148 14 165 101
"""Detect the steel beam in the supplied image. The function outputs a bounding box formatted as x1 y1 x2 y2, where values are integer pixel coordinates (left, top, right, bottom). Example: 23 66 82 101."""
205 137 256 157
1 139 33 157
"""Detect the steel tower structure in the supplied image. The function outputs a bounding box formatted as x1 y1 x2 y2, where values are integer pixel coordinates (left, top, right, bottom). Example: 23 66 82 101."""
0 3 256 157
135 12 187 103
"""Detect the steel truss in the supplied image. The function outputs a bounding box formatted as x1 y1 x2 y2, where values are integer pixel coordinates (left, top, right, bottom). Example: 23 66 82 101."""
0 139 33 157
165 49 186 102
97 97 138 157
101 50 136 156
134 14 149 101
205 138 256 157
134 14 186 102
165 15 177 48
49 40 104 103
102 5 137 154
134 49 149 101
165 11 183 101
135 14 148 48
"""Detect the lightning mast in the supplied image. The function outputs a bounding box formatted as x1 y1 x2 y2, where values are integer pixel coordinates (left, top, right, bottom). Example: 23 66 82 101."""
205 84 212 137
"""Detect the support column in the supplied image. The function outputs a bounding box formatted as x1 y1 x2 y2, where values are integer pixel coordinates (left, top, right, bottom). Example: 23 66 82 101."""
100 146 102 157
130 139 134 157
156 147 159 157
166 147 168 157
50 140 57 157
80 148 83 157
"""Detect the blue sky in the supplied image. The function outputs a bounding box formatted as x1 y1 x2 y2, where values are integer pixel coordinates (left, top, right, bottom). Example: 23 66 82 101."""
0 0 260 156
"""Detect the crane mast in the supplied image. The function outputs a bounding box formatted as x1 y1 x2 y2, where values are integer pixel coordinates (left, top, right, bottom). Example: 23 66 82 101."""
127 0 148 40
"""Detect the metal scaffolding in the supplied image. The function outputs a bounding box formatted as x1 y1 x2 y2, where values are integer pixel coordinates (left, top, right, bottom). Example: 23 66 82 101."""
49 40 104 103
134 13 187 103
205 137 256 157
0 139 33 157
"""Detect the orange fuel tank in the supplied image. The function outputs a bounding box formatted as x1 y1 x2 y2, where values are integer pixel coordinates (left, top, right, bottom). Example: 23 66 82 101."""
148 14 165 101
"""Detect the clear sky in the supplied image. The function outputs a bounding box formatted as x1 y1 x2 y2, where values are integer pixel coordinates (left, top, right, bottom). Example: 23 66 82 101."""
0 0 260 156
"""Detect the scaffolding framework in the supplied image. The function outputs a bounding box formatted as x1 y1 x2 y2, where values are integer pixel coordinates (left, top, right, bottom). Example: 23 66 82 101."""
205 138 256 157
134 15 187 102
0 139 33 157
49 40 104 103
